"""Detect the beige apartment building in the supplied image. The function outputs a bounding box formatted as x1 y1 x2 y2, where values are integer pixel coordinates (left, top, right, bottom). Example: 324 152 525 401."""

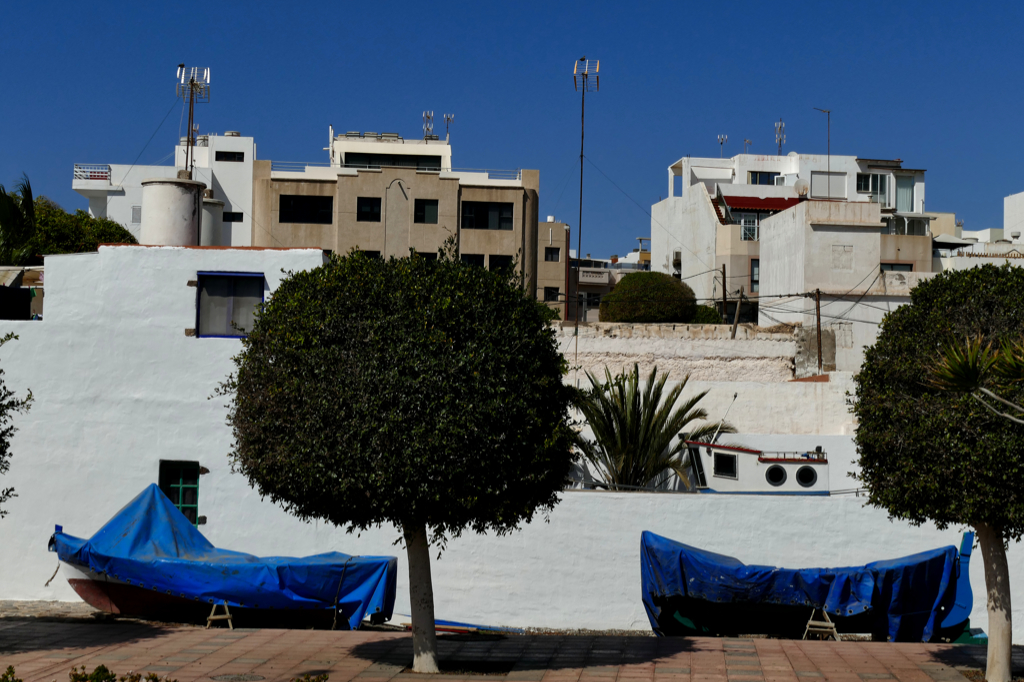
251 129 569 315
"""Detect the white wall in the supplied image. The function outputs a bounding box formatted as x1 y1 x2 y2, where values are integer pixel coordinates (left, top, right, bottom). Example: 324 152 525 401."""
650 188 720 301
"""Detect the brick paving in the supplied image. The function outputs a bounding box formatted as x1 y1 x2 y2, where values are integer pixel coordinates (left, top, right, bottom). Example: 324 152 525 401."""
2 617 1019 682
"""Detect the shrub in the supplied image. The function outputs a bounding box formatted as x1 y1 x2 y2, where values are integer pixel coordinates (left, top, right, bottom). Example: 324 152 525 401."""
599 272 696 323
691 304 722 324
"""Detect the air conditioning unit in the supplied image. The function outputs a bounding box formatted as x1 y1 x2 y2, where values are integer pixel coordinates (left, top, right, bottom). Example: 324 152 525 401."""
774 176 786 186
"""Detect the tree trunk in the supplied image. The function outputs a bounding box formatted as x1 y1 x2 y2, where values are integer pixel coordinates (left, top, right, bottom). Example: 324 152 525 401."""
976 521 1012 682
403 522 439 673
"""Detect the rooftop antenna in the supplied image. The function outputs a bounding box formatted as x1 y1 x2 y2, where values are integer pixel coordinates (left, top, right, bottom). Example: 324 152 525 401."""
775 118 786 156
176 64 210 179
572 56 599 374
744 139 752 154
423 111 434 139
443 113 454 143
718 134 728 158
814 108 831 198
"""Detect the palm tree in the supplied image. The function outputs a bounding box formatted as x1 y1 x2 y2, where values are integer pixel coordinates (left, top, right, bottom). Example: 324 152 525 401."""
573 363 736 490
0 175 36 266
928 335 1024 682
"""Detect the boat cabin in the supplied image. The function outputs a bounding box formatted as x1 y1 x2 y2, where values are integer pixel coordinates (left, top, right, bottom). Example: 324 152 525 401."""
685 442 829 495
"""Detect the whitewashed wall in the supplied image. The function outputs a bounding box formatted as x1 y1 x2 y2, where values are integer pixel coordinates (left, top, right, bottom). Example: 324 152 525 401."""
0 246 1017 641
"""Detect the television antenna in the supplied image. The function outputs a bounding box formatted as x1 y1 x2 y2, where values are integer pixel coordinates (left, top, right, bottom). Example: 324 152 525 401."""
814 108 831 198
775 118 786 156
571 56 599 368
423 111 434 138
744 139 752 154
718 134 728 158
443 113 454 142
176 64 210 178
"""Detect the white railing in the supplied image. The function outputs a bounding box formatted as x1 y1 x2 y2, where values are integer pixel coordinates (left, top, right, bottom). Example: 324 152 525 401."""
758 450 828 462
73 164 111 181
269 162 521 181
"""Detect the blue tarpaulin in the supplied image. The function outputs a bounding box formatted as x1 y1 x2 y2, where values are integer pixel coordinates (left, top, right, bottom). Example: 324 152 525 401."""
51 484 397 629
640 531 958 641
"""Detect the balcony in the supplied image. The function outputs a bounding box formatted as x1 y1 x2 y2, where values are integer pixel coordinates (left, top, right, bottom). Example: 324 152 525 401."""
577 268 610 285
72 164 112 194
269 161 521 182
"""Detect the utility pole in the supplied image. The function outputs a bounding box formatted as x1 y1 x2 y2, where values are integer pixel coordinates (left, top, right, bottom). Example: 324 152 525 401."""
721 264 727 322
815 288 823 374
814 108 831 199
731 286 744 339
572 57 599 371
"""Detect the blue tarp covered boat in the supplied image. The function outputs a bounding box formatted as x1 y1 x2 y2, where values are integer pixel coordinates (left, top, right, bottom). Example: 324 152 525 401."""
640 530 974 642
50 485 398 629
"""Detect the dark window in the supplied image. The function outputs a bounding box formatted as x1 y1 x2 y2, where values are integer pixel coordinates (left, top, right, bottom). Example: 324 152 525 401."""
159 461 200 525
713 452 737 479
215 151 245 162
489 255 514 272
545 247 560 262
280 195 333 224
748 171 779 186
415 251 438 262
197 272 264 338
751 259 760 293
881 262 913 272
414 199 439 224
796 466 818 488
856 173 871 193
462 202 514 230
344 152 442 171
357 197 382 222
544 287 560 302
358 250 382 259
223 212 243 223
765 465 787 487
461 253 485 267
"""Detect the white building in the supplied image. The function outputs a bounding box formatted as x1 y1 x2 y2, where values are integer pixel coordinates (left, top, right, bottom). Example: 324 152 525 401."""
72 132 256 246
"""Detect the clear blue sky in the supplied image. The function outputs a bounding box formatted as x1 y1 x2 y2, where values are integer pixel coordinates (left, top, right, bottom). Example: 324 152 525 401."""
3 1 1022 258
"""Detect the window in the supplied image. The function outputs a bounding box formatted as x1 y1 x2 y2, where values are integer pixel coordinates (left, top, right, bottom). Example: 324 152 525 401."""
359 250 381 259
197 272 264 338
736 212 759 241
280 195 333 224
489 255 514 273
765 465 786 487
544 287 560 302
215 151 245 162
881 263 913 272
461 253 485 267
462 202 513 230
357 197 382 222
810 172 848 199
131 206 142 224
751 259 760 293
748 171 779 186
857 173 888 204
796 466 817 488
415 251 438 262
545 247 560 262
223 212 243 223
414 199 439 224
344 152 442 171
159 461 199 525
713 452 738 479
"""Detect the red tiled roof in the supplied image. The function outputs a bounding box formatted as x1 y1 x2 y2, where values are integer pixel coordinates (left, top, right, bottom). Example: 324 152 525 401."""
722 196 800 212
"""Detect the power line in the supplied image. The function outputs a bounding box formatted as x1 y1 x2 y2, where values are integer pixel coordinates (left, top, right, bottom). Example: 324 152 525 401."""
116 98 181 187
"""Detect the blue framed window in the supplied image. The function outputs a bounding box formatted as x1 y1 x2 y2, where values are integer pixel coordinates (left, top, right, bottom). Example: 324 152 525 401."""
196 272 264 338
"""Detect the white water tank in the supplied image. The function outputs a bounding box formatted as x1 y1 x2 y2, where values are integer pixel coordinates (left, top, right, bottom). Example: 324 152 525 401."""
200 197 226 246
140 178 206 246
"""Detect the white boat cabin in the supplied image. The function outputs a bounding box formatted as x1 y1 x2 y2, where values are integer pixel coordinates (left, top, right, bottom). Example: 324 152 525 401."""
685 442 829 495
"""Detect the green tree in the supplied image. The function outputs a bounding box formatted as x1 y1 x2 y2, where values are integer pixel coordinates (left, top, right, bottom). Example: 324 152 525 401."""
573 363 735 490
853 264 1024 682
0 176 36 265
0 333 33 518
599 271 697 323
220 247 576 672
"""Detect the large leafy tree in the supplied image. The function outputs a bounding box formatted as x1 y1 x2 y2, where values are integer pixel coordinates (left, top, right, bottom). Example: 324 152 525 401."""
0 176 36 265
0 333 33 518
221 248 576 672
853 264 1024 682
574 364 735 490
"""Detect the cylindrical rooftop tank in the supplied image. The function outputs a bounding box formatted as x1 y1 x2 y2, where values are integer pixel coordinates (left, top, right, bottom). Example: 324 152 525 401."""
200 197 226 246
140 178 206 246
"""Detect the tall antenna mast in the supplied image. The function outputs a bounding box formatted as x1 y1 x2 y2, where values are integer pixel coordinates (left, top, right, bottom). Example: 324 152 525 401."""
423 111 434 139
572 56 599 372
775 118 786 156
814 108 831 199
718 134 728 158
443 113 454 143
743 139 752 154
176 64 211 179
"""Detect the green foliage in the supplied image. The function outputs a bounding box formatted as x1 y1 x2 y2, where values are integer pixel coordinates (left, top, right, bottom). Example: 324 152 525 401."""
599 272 696 323
0 332 32 519
67 667 170 682
573 363 735 490
0 175 36 265
691 304 722 324
853 263 1024 538
1 666 23 682
292 675 329 682
221 245 577 544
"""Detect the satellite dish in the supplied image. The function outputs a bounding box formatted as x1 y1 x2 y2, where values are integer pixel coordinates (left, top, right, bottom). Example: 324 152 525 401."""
794 179 810 197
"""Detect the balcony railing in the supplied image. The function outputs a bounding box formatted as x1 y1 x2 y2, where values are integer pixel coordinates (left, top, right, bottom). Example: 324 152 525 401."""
269 162 521 181
73 164 111 181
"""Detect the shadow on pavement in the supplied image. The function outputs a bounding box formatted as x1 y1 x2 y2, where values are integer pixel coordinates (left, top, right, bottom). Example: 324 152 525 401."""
0 619 169 656
924 644 1024 676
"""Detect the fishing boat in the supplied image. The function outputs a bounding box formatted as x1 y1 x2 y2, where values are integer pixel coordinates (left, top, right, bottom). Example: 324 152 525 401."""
685 441 830 494
640 530 977 642
48 484 397 629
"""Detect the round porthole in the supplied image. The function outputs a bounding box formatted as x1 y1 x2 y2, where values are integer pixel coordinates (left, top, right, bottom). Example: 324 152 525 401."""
765 465 787 487
796 466 817 488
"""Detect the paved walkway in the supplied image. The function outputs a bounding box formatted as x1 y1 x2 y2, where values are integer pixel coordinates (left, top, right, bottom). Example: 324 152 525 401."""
1 618 1013 682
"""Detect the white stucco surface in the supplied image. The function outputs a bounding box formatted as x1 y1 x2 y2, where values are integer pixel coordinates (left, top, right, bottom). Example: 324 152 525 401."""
1 246 1020 642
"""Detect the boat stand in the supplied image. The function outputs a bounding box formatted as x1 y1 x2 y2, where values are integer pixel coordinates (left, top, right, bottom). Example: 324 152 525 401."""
206 601 234 630
802 608 840 641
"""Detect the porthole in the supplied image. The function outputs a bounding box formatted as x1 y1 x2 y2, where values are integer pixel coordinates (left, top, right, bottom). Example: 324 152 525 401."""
765 465 787 487
796 466 817 488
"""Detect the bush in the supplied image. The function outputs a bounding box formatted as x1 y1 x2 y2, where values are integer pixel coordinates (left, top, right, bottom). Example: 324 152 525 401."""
599 272 696 323
30 197 136 260
691 304 722 324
